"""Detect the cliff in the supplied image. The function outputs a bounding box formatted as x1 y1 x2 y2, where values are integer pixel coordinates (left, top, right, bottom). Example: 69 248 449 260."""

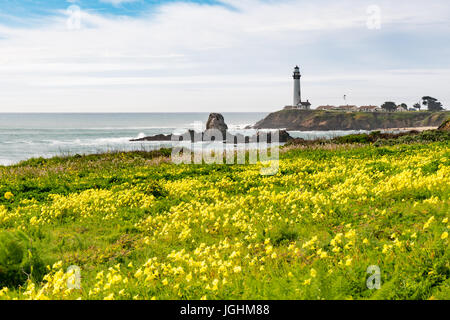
253 110 450 131
438 118 450 131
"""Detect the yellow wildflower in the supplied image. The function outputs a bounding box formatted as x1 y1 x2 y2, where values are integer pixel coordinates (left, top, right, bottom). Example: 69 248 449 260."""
4 192 13 200
104 293 114 300
423 216 435 230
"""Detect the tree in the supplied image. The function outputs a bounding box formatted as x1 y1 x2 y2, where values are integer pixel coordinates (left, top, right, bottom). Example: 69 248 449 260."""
422 96 444 112
381 101 397 112
413 103 421 111
398 103 408 110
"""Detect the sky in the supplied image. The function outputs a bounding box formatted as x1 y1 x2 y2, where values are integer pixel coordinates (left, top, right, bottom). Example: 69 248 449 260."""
0 0 449 112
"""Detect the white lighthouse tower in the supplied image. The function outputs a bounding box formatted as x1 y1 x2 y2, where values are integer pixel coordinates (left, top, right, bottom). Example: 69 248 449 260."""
283 65 311 110
293 65 301 106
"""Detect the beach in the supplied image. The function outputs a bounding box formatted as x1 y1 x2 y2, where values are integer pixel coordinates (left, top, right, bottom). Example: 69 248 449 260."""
377 126 438 132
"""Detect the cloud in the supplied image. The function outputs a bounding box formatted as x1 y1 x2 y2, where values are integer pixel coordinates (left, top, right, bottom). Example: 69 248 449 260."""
99 0 140 5
0 0 449 112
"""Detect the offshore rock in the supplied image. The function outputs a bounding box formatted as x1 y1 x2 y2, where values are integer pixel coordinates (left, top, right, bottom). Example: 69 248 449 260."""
206 113 228 137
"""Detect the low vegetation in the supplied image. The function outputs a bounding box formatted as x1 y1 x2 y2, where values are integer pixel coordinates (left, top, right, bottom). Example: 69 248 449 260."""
0 136 448 300
286 129 450 147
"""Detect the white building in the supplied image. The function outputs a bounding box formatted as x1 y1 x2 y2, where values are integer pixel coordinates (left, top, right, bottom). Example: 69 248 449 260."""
359 106 382 112
293 65 301 106
285 66 311 110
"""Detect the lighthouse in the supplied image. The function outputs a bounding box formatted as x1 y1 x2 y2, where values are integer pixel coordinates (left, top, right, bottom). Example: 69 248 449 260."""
293 66 301 106
283 65 311 110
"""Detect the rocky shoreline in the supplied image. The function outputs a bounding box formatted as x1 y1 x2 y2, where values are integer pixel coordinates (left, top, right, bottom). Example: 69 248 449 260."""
252 109 450 131
130 113 294 143
129 112 450 144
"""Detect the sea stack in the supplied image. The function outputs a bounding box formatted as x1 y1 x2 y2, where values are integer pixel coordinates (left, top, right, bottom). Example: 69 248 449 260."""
206 113 228 138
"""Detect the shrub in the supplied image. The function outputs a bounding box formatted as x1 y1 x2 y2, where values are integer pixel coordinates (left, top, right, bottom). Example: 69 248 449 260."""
0 231 46 288
374 130 450 146
335 134 371 144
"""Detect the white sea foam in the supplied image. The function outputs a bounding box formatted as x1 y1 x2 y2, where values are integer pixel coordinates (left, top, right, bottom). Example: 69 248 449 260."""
44 137 135 146
227 123 253 130
0 159 15 166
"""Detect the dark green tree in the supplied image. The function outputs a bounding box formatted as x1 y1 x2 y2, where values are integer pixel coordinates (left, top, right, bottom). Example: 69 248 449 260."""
422 96 444 111
413 103 421 111
381 101 397 112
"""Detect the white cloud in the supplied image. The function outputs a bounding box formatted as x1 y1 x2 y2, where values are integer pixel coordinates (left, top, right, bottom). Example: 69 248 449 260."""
0 0 449 112
99 0 139 5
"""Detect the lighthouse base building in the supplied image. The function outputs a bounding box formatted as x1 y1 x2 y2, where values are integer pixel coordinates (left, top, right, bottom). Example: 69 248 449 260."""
284 65 311 110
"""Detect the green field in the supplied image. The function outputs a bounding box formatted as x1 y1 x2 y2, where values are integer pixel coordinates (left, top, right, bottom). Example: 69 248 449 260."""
0 137 449 300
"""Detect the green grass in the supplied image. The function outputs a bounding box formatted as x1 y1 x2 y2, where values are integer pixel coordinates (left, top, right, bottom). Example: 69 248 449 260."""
0 141 448 300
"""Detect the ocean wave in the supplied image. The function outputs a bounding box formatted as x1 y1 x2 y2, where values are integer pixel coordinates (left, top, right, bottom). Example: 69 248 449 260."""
0 159 15 166
41 137 134 146
227 124 253 130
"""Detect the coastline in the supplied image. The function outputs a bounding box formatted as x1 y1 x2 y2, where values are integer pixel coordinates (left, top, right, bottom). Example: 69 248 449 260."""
0 110 447 165
253 109 450 130
378 126 438 132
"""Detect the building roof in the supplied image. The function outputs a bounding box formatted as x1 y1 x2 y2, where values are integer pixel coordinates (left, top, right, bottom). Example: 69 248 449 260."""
359 106 379 110
316 105 335 110
338 105 358 109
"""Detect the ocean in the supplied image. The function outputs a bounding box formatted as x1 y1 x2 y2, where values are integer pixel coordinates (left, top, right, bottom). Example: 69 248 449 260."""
0 113 373 165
